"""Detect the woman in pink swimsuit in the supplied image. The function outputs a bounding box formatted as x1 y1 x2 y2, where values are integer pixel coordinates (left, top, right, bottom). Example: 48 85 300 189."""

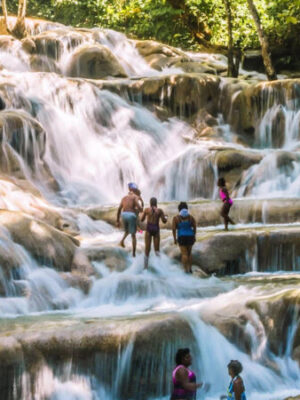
171 348 202 400
218 177 235 231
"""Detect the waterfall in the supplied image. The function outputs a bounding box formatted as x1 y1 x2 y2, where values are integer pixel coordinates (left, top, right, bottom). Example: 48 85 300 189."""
1 17 300 400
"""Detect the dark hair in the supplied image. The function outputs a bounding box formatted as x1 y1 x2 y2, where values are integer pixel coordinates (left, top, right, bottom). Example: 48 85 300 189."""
133 188 141 196
227 360 243 375
178 202 188 211
218 177 226 187
150 197 157 207
175 348 190 365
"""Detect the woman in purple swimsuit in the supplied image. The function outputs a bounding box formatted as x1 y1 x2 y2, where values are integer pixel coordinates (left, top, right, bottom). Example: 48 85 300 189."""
218 177 235 231
171 348 202 400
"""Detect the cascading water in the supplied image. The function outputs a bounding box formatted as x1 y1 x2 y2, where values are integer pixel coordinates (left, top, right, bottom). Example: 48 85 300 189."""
0 16 300 400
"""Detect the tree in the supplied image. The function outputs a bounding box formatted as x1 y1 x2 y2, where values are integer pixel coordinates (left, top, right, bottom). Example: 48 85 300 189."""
1 0 28 39
246 0 277 80
224 0 235 77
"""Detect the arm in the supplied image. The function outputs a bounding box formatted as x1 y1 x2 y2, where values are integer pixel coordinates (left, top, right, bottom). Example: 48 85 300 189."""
191 215 197 236
134 196 143 213
233 379 244 400
116 200 123 227
141 209 147 222
172 217 177 244
139 196 144 210
159 209 167 224
175 367 202 392
223 187 230 201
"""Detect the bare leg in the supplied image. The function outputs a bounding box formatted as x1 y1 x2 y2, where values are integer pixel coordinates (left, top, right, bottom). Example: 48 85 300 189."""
131 233 137 257
120 231 129 247
179 245 190 273
221 203 230 231
153 233 160 257
187 245 193 273
144 232 151 269
228 216 235 225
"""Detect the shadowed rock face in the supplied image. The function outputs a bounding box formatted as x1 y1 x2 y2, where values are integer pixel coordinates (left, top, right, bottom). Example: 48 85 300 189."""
221 79 300 146
97 73 221 118
0 110 58 190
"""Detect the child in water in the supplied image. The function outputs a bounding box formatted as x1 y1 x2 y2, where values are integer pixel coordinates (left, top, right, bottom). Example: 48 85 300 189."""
217 177 235 231
221 360 246 400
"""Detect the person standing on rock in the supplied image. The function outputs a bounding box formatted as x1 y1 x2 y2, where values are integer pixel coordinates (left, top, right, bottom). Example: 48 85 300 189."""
218 177 235 231
140 197 167 269
171 348 202 400
116 182 143 257
172 202 196 274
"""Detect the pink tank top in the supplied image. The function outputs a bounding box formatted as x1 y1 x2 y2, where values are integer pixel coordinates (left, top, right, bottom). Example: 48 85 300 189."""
171 365 196 399
219 188 233 205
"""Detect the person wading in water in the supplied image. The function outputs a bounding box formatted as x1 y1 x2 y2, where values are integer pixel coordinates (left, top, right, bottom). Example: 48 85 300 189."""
171 348 202 400
172 202 196 273
218 177 235 231
140 197 167 269
116 182 142 257
220 360 247 400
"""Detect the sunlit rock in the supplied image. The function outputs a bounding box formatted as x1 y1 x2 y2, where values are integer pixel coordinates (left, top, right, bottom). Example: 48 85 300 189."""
215 148 263 189
85 199 300 229
0 210 78 271
67 44 128 79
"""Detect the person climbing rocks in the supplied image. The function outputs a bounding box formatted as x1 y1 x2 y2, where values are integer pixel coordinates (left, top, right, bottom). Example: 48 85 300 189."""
140 197 167 269
171 348 202 400
218 177 235 231
220 360 247 400
116 182 142 257
172 202 196 274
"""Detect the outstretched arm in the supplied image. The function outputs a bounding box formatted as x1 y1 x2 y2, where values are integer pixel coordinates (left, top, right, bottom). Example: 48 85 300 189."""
160 209 167 224
141 209 147 222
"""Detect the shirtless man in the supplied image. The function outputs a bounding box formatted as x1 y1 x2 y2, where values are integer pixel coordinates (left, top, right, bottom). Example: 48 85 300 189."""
116 182 143 257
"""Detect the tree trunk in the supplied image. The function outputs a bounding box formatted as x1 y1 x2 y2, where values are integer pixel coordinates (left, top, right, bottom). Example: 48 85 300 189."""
1 0 11 34
11 0 27 39
246 0 277 80
224 0 235 77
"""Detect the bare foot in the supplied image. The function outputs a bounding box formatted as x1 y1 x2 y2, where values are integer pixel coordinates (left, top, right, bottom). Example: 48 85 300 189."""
119 241 125 248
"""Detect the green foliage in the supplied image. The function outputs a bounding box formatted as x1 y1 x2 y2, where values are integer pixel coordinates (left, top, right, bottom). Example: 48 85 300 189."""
7 0 300 53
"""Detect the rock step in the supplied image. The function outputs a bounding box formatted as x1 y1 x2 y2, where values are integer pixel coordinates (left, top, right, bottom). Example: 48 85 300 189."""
163 224 300 275
84 198 300 228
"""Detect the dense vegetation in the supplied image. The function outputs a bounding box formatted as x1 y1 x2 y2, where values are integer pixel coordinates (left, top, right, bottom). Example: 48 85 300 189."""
7 0 300 53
